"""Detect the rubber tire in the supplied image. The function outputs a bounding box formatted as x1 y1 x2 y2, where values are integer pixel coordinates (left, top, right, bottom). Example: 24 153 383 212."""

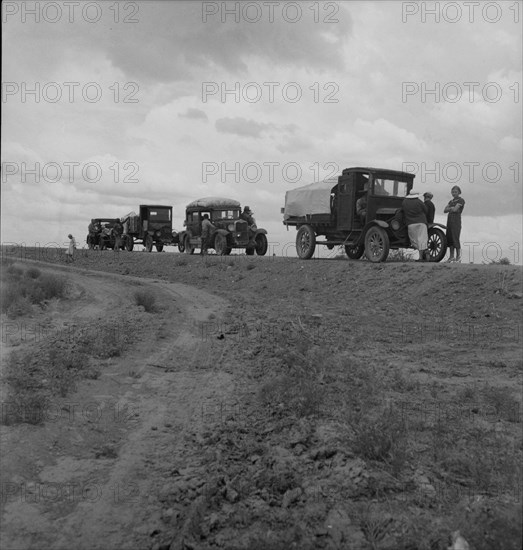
178 239 186 253
345 244 364 260
296 225 316 260
255 234 268 256
214 234 228 255
184 236 194 255
125 236 134 252
427 227 447 262
145 235 153 253
155 243 164 252
364 226 390 263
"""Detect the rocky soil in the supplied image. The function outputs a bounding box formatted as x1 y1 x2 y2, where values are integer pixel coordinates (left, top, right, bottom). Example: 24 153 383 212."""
1 246 522 550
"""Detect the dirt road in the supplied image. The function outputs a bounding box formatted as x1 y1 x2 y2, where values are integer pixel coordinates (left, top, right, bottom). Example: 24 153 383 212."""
1 264 232 550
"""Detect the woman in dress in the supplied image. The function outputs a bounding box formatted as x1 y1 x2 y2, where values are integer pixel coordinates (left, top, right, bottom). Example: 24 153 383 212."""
444 186 465 262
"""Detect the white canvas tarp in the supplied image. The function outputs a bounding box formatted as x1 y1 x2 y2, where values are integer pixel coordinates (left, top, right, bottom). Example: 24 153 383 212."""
283 180 335 220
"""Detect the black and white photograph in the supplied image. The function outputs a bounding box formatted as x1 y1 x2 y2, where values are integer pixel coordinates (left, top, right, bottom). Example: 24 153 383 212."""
1 1 522 548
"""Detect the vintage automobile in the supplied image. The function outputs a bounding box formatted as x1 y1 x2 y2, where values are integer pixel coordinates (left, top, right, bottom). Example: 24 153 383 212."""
122 205 179 252
86 218 122 250
177 197 268 255
283 167 447 262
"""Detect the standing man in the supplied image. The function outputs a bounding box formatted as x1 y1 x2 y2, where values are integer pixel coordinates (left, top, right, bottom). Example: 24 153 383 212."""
402 192 429 261
112 218 124 251
423 192 435 224
200 214 216 255
240 206 255 226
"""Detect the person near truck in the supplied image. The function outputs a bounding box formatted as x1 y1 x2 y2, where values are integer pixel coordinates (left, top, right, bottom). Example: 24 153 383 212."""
423 192 435 224
240 206 256 227
112 218 124 251
444 186 465 263
402 192 429 262
201 214 216 255
356 195 367 225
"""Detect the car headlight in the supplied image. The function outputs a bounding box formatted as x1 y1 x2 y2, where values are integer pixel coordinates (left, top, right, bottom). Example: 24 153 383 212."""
228 224 234 231
391 220 400 230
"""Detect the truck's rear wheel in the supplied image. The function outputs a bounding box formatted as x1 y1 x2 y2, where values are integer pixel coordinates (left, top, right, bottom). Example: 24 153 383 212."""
125 236 134 252
364 226 389 263
145 235 153 253
155 243 164 252
296 225 316 259
427 227 447 262
345 244 364 260
255 234 268 256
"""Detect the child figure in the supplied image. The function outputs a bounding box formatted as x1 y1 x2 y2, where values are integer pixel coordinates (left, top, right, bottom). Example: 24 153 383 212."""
66 234 76 262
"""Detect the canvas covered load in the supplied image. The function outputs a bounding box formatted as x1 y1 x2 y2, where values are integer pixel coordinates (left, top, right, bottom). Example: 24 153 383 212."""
187 197 240 209
283 180 336 220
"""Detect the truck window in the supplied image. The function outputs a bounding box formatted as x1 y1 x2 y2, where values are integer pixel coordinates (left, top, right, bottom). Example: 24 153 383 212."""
149 209 171 222
373 178 408 197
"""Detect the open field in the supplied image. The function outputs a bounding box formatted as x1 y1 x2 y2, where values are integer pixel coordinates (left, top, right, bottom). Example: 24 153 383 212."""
1 247 521 550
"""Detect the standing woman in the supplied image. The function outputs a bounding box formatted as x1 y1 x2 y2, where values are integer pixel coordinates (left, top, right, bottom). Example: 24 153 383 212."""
444 186 465 262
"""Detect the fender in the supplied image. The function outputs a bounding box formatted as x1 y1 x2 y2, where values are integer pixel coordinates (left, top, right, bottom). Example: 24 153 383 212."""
214 228 229 237
365 220 389 230
429 223 446 230
254 228 268 236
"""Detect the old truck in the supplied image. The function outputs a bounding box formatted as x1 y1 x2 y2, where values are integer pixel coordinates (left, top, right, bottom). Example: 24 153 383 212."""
283 166 447 262
122 205 179 252
177 197 268 255
86 218 123 250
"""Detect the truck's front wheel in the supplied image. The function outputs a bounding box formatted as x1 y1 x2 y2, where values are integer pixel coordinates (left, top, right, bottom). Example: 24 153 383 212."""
125 236 134 252
427 227 447 262
364 226 389 262
296 225 316 259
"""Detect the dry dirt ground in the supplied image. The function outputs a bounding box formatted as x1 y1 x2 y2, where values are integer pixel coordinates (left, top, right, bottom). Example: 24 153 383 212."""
1 246 522 550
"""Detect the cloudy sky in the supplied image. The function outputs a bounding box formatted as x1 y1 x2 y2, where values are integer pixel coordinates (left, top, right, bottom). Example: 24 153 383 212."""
2 0 522 263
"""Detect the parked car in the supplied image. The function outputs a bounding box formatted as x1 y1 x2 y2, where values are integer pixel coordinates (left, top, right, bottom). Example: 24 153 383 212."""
177 197 268 255
283 167 447 262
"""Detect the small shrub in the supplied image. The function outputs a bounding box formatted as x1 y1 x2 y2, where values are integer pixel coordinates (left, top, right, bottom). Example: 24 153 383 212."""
351 407 408 474
489 257 511 265
25 267 41 279
6 295 33 318
37 273 67 300
134 290 157 312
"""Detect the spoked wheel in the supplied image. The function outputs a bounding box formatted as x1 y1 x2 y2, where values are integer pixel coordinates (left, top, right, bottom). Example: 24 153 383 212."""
427 227 447 262
364 226 390 263
178 239 186 253
345 244 364 260
125 236 134 252
155 243 164 252
296 225 316 259
255 233 268 256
